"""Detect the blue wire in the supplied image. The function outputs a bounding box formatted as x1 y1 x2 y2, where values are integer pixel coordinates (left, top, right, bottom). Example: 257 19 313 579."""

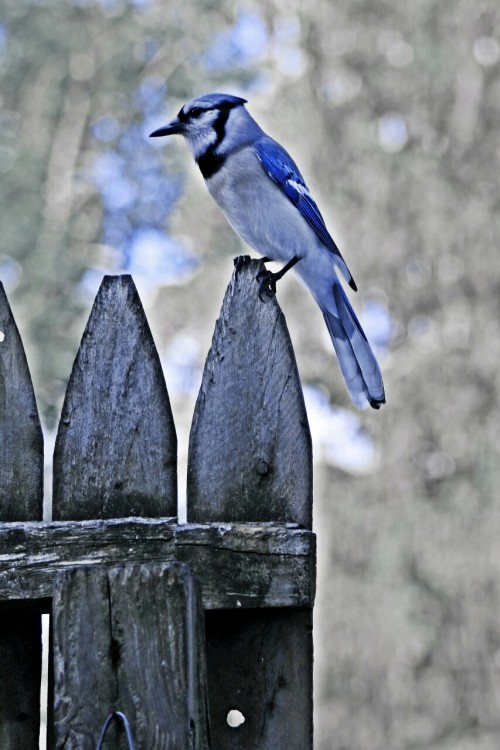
96 710 135 750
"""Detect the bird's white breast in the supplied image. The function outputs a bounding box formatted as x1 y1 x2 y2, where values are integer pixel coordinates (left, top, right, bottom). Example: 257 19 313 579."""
205 147 317 264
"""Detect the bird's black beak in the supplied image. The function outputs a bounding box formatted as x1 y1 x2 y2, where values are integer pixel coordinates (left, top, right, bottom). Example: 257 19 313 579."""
149 117 184 137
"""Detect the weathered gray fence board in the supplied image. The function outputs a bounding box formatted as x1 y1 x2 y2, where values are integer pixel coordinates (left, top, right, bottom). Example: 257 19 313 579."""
0 282 43 520
53 275 177 520
0 283 43 750
188 258 314 749
0 610 42 750
206 609 313 748
188 257 312 527
0 519 315 609
53 563 210 749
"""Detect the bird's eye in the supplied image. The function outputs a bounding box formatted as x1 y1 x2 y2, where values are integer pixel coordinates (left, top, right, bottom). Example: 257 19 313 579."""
189 107 204 118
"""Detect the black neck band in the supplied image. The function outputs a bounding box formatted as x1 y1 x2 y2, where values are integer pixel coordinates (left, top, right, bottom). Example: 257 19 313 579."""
196 109 230 179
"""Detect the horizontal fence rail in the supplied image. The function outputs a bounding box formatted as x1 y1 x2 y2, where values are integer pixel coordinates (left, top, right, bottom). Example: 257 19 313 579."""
0 519 315 610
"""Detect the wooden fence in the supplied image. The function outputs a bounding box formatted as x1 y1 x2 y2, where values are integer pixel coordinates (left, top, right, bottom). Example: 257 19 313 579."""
0 257 316 749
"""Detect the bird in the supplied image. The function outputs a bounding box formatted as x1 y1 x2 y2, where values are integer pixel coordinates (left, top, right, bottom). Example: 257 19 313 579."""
150 92 385 409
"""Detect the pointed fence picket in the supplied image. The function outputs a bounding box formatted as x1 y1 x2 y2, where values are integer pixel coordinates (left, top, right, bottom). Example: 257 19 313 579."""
0 283 44 750
188 259 313 749
0 259 315 749
53 275 177 521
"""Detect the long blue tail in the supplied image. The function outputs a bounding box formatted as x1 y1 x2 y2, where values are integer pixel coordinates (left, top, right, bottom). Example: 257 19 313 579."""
322 282 385 409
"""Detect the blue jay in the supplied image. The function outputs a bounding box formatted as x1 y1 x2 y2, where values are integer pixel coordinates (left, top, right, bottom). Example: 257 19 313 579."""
150 93 385 409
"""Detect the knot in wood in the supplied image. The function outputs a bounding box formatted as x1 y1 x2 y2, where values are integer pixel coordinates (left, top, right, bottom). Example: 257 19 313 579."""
257 460 270 476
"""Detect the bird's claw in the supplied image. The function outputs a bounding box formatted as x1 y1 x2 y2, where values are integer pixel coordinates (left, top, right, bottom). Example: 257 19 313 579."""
257 269 277 301
234 256 276 300
233 254 252 271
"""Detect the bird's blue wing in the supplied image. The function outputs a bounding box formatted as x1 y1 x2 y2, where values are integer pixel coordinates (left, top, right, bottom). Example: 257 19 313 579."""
255 138 346 264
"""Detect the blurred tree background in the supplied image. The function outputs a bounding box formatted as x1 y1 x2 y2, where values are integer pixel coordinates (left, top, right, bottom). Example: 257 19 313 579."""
1 0 500 747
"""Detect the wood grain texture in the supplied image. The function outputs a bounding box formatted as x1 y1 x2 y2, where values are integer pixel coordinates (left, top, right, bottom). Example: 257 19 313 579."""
0 282 43 520
187 257 312 526
206 608 313 750
187 258 314 749
0 611 42 750
0 519 315 610
53 275 176 520
52 563 210 749
0 283 43 750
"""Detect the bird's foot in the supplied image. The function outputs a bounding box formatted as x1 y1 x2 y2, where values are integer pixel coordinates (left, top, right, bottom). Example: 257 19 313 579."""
256 269 277 301
257 255 300 301
233 255 252 271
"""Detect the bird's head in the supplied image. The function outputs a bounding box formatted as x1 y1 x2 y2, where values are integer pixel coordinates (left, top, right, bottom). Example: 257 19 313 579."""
149 92 249 160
